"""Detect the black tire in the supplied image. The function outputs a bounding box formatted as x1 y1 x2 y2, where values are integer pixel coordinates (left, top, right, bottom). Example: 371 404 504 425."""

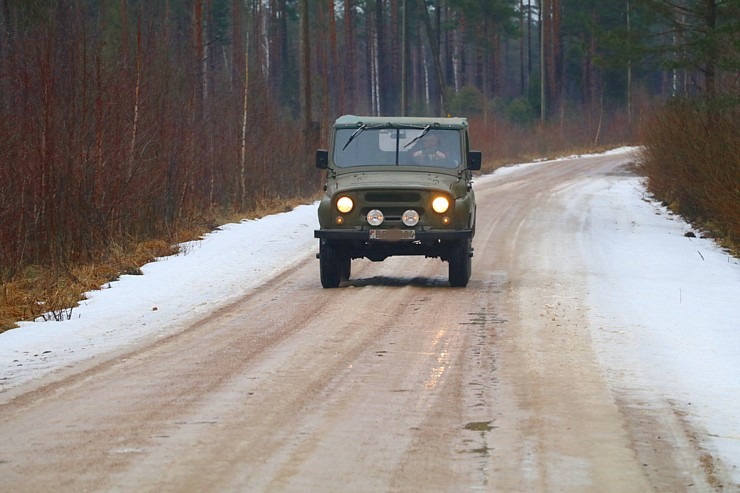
340 256 351 282
448 239 472 287
319 241 342 288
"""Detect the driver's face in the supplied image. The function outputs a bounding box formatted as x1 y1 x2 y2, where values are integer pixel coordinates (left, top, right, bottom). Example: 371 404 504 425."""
422 136 440 149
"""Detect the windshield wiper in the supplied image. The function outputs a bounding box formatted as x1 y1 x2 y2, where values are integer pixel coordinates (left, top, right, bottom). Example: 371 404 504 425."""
342 124 367 150
403 125 431 149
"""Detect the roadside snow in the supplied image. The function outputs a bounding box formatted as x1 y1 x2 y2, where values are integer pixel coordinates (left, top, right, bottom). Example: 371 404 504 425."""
0 204 319 389
1 147 738 479
572 172 740 481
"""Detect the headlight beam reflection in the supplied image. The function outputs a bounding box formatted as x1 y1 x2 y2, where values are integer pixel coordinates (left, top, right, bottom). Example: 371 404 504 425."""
424 328 451 390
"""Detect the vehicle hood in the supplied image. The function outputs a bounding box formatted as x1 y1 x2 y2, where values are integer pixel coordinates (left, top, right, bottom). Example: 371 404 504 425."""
332 170 460 194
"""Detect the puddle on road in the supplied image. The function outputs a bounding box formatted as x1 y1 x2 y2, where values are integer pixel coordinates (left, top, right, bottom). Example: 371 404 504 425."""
462 312 508 327
464 420 495 432
462 420 496 457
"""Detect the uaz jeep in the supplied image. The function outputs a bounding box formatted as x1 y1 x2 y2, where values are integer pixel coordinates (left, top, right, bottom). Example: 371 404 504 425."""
314 115 481 288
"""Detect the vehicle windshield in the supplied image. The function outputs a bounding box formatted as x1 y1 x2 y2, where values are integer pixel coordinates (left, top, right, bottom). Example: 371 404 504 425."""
333 127 462 169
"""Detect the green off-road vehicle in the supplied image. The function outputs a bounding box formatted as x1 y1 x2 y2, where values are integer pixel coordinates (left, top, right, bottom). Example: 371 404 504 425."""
314 115 481 288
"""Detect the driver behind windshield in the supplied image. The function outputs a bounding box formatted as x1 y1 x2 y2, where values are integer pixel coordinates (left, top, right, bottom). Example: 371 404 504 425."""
411 133 447 164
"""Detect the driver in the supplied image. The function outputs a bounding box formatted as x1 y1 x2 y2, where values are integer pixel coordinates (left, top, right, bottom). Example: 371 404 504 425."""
412 134 447 164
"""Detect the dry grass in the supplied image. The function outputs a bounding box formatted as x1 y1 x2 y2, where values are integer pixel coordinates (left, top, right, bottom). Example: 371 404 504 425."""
0 239 178 334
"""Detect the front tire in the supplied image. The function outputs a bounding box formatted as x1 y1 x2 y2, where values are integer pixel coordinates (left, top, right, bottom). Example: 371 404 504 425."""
340 255 351 282
319 240 342 288
448 239 472 287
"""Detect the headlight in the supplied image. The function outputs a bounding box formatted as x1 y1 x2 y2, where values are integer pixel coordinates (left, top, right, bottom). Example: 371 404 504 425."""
367 209 384 226
402 210 420 227
432 196 450 214
336 196 354 213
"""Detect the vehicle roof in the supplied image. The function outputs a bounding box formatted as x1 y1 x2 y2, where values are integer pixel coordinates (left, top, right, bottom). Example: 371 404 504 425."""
334 114 468 129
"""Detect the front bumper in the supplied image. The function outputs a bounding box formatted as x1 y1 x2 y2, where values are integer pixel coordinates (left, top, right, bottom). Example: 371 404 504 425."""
314 229 473 241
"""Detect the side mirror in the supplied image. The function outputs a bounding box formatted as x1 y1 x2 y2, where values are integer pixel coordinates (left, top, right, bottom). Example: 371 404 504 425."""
467 150 482 171
316 149 329 169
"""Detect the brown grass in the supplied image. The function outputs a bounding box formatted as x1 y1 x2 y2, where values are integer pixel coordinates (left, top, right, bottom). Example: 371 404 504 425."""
0 238 178 333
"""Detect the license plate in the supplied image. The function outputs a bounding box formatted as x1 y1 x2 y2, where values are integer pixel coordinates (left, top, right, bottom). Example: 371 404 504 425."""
369 229 416 241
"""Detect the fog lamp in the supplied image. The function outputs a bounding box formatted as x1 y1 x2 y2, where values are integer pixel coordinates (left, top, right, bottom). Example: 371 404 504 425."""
335 216 344 225
402 210 420 227
367 209 384 226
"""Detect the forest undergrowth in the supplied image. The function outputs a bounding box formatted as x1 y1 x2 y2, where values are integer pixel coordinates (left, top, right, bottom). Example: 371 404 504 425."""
639 100 740 257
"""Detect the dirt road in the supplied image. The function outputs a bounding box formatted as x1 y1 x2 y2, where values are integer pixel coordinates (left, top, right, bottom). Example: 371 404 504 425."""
0 154 731 492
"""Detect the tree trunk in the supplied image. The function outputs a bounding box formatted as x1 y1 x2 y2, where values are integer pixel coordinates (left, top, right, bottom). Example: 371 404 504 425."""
344 0 356 113
552 0 562 118
317 0 330 139
520 0 526 96
328 0 341 115
301 0 311 142
419 0 448 116
194 0 205 110
240 38 249 207
539 0 546 121
702 0 717 97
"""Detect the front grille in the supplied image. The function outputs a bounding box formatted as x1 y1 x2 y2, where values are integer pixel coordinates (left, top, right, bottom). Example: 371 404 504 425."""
364 192 421 203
